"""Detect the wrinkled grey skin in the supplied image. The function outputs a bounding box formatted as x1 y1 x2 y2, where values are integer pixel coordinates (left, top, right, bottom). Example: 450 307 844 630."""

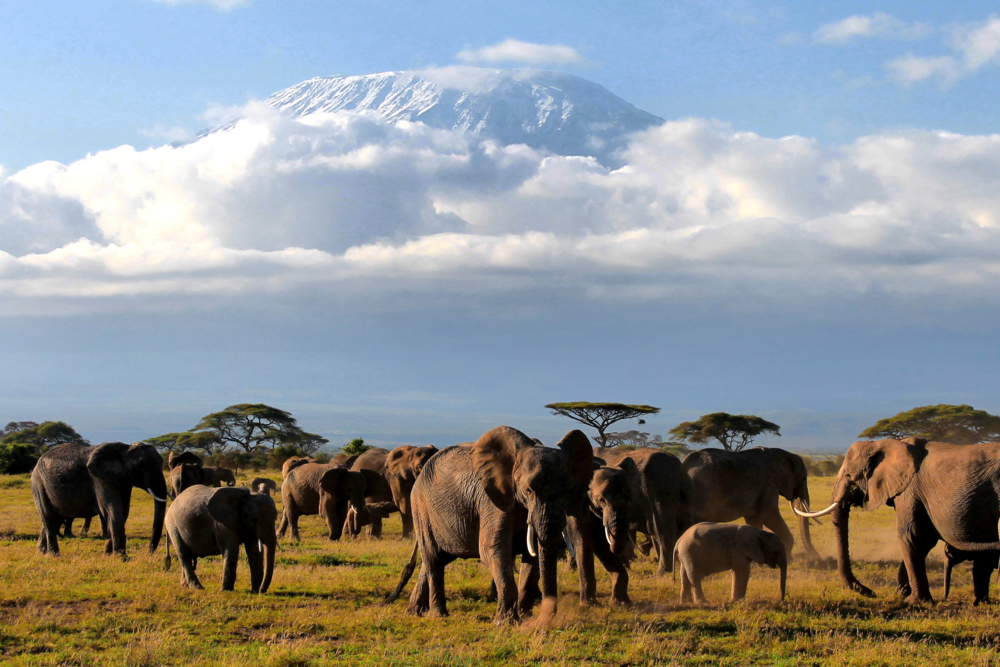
277 463 374 541
565 461 635 606
388 427 593 624
812 438 1000 603
169 463 204 499
164 486 276 593
594 447 692 574
673 522 787 603
348 445 439 538
32 442 168 558
683 447 818 561
202 466 235 487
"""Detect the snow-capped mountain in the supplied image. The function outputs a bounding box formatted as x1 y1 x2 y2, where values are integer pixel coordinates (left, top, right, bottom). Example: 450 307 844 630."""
260 67 664 164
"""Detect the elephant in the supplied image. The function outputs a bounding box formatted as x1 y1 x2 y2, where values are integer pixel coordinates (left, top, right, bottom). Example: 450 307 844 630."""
794 438 1000 603
331 453 359 468
169 463 204 499
564 459 636 606
248 477 277 496
683 447 819 561
164 485 276 593
348 445 438 538
61 516 95 538
31 442 168 557
593 447 692 574
168 451 203 470
277 463 375 541
387 427 593 624
281 456 315 479
943 543 998 603
673 522 787 603
202 466 236 487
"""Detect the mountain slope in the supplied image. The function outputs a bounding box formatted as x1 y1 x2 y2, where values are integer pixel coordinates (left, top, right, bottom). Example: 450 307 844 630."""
262 67 664 163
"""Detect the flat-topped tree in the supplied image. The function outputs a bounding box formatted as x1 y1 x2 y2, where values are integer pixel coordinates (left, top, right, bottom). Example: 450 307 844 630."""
859 404 1000 445
669 412 780 452
546 402 660 447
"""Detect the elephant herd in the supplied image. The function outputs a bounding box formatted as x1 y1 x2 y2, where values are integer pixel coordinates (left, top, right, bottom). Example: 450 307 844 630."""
26 430 1000 625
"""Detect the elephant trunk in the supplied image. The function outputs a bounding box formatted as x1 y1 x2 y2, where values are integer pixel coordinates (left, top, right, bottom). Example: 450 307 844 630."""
833 501 875 598
537 541 559 625
778 551 787 601
144 470 169 553
603 508 629 555
149 497 166 553
260 532 276 594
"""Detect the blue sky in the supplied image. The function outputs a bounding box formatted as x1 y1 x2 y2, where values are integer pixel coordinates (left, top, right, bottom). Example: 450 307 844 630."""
2 1 1000 450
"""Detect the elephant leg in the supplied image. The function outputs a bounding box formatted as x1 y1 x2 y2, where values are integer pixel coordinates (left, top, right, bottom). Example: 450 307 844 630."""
401 512 414 540
486 579 498 603
759 507 795 562
691 570 708 604
593 533 629 606
897 560 911 597
61 519 74 538
517 555 541 616
220 540 240 591
972 552 999 605
649 501 677 575
406 564 430 616
367 517 383 539
288 507 302 542
172 533 202 589
32 485 62 556
81 516 92 538
245 540 264 594
731 557 751 602
568 515 596 605
898 504 938 603
277 509 289 539
425 555 450 618
679 565 693 603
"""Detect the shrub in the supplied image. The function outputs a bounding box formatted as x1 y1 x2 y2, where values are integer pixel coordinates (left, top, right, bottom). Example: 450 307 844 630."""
0 442 39 474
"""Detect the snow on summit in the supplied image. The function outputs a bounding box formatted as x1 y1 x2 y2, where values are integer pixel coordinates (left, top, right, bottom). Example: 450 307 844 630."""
261 67 664 163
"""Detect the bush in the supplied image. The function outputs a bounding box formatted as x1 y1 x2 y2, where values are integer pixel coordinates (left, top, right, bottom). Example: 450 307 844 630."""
802 454 844 477
341 438 370 457
0 442 39 474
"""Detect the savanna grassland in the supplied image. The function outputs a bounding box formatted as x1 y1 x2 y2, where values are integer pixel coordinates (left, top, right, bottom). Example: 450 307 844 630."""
2 474 1000 666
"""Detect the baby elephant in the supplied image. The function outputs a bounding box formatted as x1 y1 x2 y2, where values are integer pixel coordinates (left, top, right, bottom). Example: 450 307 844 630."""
249 477 278 496
673 523 787 603
165 486 277 593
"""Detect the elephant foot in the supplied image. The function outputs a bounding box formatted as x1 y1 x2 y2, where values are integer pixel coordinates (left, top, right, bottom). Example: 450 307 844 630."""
905 592 933 604
611 596 631 607
405 604 428 617
425 607 448 619
847 580 877 598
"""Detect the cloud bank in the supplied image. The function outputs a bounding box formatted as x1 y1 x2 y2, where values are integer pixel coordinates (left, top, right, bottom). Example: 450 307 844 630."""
456 39 584 65
814 13 930 43
3 104 1000 312
887 15 1000 84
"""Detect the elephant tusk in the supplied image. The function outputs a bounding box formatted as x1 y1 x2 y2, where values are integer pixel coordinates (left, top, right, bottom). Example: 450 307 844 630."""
604 523 613 548
792 501 837 518
800 500 824 526
527 524 538 558
146 489 168 503
564 529 576 559
628 531 637 549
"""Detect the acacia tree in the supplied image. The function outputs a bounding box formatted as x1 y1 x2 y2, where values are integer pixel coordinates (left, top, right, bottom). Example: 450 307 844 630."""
668 412 781 452
191 404 329 454
546 402 660 447
0 421 89 450
859 404 1000 445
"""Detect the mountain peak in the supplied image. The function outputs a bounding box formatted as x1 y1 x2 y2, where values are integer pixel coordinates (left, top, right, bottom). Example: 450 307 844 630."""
263 67 663 164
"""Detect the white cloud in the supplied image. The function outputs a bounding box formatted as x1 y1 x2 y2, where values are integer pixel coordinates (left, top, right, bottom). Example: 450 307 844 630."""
456 39 584 65
814 13 930 43
887 15 1000 84
4 107 1000 311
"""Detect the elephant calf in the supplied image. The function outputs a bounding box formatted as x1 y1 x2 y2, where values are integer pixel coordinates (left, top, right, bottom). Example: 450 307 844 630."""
165 486 277 593
248 477 277 496
673 523 787 604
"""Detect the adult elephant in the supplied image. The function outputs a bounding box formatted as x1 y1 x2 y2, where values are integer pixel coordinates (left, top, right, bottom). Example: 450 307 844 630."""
794 438 1000 603
165 485 277 593
281 456 315 479
32 442 168 557
388 427 593 623
169 463 205 499
277 463 375 541
683 447 819 560
594 447 692 574
168 451 203 470
348 445 438 538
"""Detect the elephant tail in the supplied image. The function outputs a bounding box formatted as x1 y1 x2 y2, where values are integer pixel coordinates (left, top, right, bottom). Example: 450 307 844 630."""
384 540 419 604
163 530 172 571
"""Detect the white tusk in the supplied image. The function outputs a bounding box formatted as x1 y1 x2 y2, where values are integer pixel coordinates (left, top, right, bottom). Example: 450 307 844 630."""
792 501 838 518
147 489 168 503
348 505 357 517
527 524 538 558
605 523 613 548
628 531 637 549
563 529 576 559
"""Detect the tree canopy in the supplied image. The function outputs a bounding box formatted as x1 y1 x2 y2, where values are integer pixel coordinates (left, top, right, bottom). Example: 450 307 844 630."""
148 404 329 457
0 421 88 450
546 402 660 447
341 438 371 457
859 404 1000 445
668 412 781 452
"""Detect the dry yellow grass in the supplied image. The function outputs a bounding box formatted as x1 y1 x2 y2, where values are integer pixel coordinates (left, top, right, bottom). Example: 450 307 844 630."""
1 474 999 665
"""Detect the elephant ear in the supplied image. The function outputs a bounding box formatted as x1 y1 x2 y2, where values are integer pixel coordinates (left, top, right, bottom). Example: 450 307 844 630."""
386 446 416 479
357 469 381 496
87 443 131 489
615 456 639 477
556 430 596 491
207 487 252 532
863 439 924 510
319 467 349 498
735 526 773 565
471 426 534 511
412 446 438 475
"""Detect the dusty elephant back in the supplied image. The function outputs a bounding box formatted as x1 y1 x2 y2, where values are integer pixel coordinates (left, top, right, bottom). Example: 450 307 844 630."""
31 443 99 518
282 462 336 514
410 446 490 557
